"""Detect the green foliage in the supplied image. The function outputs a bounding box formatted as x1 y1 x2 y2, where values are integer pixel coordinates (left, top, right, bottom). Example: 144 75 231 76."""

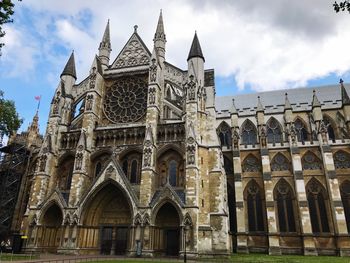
334 1 350 13
0 90 22 137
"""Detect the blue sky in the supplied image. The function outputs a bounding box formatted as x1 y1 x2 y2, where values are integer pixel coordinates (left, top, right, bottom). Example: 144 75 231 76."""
0 0 350 135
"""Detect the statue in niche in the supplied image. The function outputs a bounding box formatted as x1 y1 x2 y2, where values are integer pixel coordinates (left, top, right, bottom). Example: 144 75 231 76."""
187 75 196 101
52 91 61 115
187 145 196 165
232 128 240 149
289 123 297 146
86 94 94 111
39 154 47 172
319 120 328 144
89 67 97 89
149 59 157 82
75 153 83 170
148 87 156 105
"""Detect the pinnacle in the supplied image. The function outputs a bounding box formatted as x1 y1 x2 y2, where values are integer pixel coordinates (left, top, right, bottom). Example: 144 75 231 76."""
230 98 237 114
256 96 264 112
60 51 77 80
340 79 350 105
102 20 110 43
312 89 321 107
284 92 292 110
187 32 205 62
154 9 166 42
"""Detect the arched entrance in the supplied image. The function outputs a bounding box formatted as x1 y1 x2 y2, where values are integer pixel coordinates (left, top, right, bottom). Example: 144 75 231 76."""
40 203 63 252
154 202 180 256
81 183 132 255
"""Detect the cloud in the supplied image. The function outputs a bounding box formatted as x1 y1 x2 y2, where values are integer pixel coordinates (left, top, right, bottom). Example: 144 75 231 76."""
2 0 350 92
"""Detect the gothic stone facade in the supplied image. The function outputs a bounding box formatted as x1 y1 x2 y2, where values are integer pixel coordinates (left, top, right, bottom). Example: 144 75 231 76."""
21 13 350 257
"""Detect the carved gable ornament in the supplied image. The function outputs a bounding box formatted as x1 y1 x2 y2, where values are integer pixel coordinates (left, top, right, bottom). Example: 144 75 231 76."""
111 33 151 69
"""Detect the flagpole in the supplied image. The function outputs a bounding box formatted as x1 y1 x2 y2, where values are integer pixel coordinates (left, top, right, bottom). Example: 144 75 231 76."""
36 95 41 111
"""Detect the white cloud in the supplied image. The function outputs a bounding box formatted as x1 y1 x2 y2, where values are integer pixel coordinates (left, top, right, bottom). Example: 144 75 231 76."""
2 0 350 92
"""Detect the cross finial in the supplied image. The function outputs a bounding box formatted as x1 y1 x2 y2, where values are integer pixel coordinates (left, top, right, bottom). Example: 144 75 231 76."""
134 25 138 33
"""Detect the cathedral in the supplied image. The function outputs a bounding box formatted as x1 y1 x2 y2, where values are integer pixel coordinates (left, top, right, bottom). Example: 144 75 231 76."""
9 11 350 257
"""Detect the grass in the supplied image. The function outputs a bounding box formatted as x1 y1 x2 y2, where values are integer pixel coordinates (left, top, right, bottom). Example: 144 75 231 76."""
87 254 350 263
0 253 39 261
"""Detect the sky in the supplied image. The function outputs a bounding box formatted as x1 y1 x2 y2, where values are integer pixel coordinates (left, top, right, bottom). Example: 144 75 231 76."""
0 0 350 135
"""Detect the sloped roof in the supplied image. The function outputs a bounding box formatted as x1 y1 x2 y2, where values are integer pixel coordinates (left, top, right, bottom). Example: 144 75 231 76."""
216 83 350 117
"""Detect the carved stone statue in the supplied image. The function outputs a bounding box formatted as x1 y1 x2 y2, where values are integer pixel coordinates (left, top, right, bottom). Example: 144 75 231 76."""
89 67 97 89
149 59 157 82
86 94 94 111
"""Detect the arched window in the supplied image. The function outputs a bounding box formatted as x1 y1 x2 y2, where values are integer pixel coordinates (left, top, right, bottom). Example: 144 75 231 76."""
217 122 232 148
120 152 142 184
306 179 330 233
130 160 138 184
246 180 265 232
95 162 102 178
302 151 323 170
274 179 296 233
334 151 350 169
340 181 350 232
267 117 282 144
271 153 290 172
166 88 171 99
323 117 336 142
294 118 308 142
242 154 261 173
241 120 257 145
59 157 74 191
169 160 177 186
157 150 184 188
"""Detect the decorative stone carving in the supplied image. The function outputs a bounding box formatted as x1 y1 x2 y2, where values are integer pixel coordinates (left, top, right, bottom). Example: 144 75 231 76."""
105 165 115 179
271 153 290 171
242 155 261 173
289 123 297 145
334 151 350 169
149 58 157 82
186 75 196 101
319 120 328 144
143 148 152 167
86 94 94 111
302 152 323 170
103 76 147 123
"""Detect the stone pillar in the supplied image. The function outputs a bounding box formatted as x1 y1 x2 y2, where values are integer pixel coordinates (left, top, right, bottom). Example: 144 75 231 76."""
290 146 317 255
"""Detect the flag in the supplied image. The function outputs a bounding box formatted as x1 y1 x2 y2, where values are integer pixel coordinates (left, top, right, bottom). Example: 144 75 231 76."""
34 95 41 101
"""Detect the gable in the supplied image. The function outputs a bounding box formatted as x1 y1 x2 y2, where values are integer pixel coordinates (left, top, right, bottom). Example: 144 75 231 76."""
111 33 151 69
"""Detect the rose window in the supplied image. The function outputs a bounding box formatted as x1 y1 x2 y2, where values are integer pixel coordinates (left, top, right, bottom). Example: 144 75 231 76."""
104 76 147 123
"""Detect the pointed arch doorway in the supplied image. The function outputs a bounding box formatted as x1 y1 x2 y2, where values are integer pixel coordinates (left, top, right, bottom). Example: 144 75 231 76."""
154 202 181 256
40 203 63 252
81 182 132 255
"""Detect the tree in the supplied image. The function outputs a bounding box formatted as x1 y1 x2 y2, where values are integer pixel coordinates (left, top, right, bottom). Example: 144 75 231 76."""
334 1 350 13
0 0 19 55
0 90 22 140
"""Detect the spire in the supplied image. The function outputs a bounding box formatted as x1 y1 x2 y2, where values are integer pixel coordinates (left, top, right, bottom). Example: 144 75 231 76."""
153 10 166 63
154 10 166 42
61 51 77 80
312 89 321 107
99 19 111 49
284 93 292 110
340 79 350 105
230 98 237 115
28 111 39 133
187 32 205 62
99 20 112 66
256 96 264 112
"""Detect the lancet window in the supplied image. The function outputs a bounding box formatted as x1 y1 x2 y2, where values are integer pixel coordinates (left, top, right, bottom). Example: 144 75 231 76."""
121 152 142 184
323 116 336 142
294 118 308 142
217 122 232 148
266 117 283 144
157 150 184 188
245 180 266 232
241 120 257 145
340 181 350 233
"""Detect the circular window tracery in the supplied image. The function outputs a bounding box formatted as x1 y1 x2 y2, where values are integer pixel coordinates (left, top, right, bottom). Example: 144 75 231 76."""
104 76 147 123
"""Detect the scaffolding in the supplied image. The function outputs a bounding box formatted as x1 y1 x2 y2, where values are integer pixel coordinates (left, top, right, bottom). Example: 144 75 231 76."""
0 143 30 251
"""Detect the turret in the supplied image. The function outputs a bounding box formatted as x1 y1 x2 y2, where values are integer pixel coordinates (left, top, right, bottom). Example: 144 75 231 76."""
153 10 166 64
60 51 76 94
284 93 293 124
26 111 40 148
187 32 205 101
99 20 112 67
